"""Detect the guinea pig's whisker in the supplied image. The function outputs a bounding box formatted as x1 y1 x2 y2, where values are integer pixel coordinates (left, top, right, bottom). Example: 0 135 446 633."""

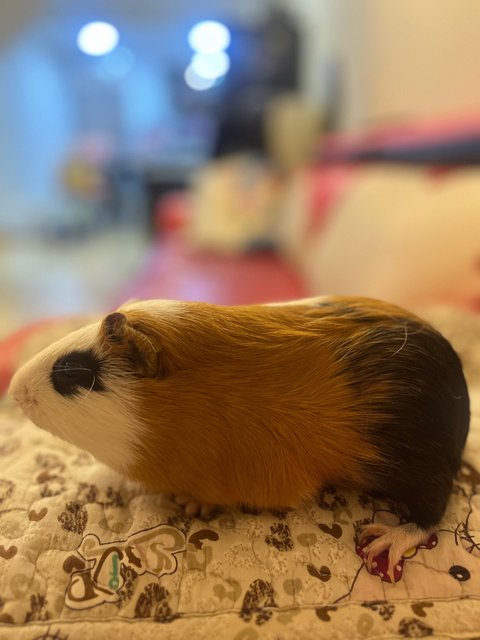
391 326 408 357
81 375 97 402
52 366 93 373
74 375 96 404
52 374 98 427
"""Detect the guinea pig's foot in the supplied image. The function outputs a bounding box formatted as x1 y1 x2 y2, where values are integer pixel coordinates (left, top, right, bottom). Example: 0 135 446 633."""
359 522 433 583
174 493 216 518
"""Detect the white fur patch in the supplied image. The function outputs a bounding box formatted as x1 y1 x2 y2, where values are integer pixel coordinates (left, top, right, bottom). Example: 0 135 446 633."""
8 320 143 476
119 299 182 316
263 296 328 307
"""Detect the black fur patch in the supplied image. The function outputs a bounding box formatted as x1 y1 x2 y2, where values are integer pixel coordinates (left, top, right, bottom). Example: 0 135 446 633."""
51 350 105 398
335 315 470 529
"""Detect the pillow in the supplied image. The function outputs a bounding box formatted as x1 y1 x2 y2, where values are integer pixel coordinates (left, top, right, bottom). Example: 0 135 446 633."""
299 165 480 312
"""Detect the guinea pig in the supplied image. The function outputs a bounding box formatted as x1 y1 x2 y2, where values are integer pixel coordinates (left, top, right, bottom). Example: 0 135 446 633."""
9 296 469 580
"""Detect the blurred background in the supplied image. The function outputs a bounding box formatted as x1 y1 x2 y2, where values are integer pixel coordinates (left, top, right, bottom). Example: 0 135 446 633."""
1 0 480 344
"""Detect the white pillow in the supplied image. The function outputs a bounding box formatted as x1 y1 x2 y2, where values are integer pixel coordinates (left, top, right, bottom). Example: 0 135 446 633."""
300 165 480 311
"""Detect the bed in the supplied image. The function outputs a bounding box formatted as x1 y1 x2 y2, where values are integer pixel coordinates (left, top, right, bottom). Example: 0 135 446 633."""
0 306 479 639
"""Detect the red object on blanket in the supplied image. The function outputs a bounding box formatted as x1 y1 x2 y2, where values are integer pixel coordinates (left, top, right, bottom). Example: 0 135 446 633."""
356 534 439 583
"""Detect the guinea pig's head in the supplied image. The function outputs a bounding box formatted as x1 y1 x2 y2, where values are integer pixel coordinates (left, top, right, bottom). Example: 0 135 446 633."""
8 300 178 475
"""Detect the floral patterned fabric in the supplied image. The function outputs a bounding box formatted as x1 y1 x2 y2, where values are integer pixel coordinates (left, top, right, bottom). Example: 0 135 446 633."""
0 308 479 639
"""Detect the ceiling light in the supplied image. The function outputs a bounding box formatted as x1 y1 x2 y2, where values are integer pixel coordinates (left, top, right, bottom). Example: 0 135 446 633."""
191 51 230 80
184 65 217 91
77 21 119 56
188 21 230 54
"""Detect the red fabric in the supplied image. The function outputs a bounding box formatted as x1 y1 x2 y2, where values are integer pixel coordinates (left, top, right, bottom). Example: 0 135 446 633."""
322 110 480 158
154 191 189 234
118 233 307 307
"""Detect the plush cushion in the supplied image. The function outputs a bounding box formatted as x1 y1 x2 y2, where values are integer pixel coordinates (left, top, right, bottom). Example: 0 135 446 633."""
297 165 480 312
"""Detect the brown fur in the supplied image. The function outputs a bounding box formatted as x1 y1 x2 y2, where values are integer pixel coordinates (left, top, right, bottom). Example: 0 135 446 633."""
96 297 415 509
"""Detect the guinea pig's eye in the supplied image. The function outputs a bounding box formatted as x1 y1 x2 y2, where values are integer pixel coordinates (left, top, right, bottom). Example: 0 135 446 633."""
61 361 85 379
51 350 105 397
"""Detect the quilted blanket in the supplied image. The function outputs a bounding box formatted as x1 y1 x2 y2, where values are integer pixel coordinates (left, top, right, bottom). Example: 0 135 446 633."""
0 308 479 639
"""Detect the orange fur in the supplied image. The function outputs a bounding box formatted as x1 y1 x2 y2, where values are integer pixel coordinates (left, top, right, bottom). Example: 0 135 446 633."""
96 297 412 509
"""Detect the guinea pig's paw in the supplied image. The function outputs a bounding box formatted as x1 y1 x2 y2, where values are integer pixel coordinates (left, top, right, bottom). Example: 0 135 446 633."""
174 493 216 519
359 522 433 583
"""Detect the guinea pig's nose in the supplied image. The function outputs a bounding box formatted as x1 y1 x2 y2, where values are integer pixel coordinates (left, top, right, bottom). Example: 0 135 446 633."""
9 381 37 410
7 378 20 403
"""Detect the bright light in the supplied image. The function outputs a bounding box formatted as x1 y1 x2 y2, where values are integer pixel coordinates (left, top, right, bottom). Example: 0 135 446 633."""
77 21 119 56
185 20 231 90
191 51 230 80
188 21 230 54
184 65 216 91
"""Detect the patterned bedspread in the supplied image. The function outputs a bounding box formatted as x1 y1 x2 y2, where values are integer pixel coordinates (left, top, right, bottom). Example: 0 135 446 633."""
0 308 479 639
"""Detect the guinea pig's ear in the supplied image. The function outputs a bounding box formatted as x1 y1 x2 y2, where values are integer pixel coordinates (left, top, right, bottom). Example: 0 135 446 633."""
100 312 160 378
